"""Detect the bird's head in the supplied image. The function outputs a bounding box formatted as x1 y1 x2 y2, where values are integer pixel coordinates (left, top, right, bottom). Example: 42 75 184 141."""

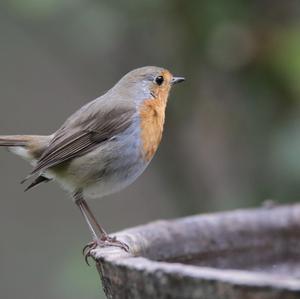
115 66 185 106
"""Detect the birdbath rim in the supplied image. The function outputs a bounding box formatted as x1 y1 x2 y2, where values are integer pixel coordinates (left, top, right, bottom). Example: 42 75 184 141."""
91 204 300 296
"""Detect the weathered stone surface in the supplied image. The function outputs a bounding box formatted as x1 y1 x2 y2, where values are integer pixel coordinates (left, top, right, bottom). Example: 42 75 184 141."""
91 204 300 299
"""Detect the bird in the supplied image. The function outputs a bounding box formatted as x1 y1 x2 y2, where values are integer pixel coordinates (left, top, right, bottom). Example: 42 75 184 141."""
0 66 185 261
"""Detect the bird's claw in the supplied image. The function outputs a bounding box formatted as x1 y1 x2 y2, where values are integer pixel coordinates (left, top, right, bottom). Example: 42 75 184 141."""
102 235 130 252
82 236 129 266
83 241 98 266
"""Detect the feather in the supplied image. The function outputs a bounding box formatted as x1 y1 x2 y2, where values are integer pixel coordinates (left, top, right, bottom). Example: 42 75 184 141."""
24 175 51 191
26 105 136 179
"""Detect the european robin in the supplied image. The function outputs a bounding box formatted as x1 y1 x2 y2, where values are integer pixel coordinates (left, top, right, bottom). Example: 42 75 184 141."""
0 66 185 260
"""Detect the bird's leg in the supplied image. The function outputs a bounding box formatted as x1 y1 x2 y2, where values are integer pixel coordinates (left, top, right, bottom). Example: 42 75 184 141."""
74 191 129 264
75 198 98 240
81 199 129 252
80 199 108 238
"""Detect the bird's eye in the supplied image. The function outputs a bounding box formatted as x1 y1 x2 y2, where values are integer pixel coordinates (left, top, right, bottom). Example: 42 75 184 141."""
155 76 164 86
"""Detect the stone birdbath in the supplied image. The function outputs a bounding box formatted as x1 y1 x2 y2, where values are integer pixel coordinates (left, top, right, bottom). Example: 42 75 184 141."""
91 204 300 299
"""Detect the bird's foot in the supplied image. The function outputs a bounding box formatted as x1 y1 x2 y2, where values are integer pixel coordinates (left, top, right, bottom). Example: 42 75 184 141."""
83 235 129 265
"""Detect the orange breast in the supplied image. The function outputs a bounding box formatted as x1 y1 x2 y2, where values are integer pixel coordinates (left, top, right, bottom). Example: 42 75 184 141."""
139 98 166 161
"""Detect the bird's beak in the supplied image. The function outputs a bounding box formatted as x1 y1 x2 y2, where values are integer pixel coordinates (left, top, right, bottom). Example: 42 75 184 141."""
171 76 185 85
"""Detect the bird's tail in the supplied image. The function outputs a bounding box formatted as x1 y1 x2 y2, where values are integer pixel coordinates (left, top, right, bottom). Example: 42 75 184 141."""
0 135 53 190
0 135 51 161
0 135 32 147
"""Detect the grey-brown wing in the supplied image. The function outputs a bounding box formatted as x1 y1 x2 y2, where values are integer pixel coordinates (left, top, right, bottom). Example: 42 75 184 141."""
30 107 136 175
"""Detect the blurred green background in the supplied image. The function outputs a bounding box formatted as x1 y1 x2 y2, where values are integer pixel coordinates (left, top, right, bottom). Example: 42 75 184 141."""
1 0 300 298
